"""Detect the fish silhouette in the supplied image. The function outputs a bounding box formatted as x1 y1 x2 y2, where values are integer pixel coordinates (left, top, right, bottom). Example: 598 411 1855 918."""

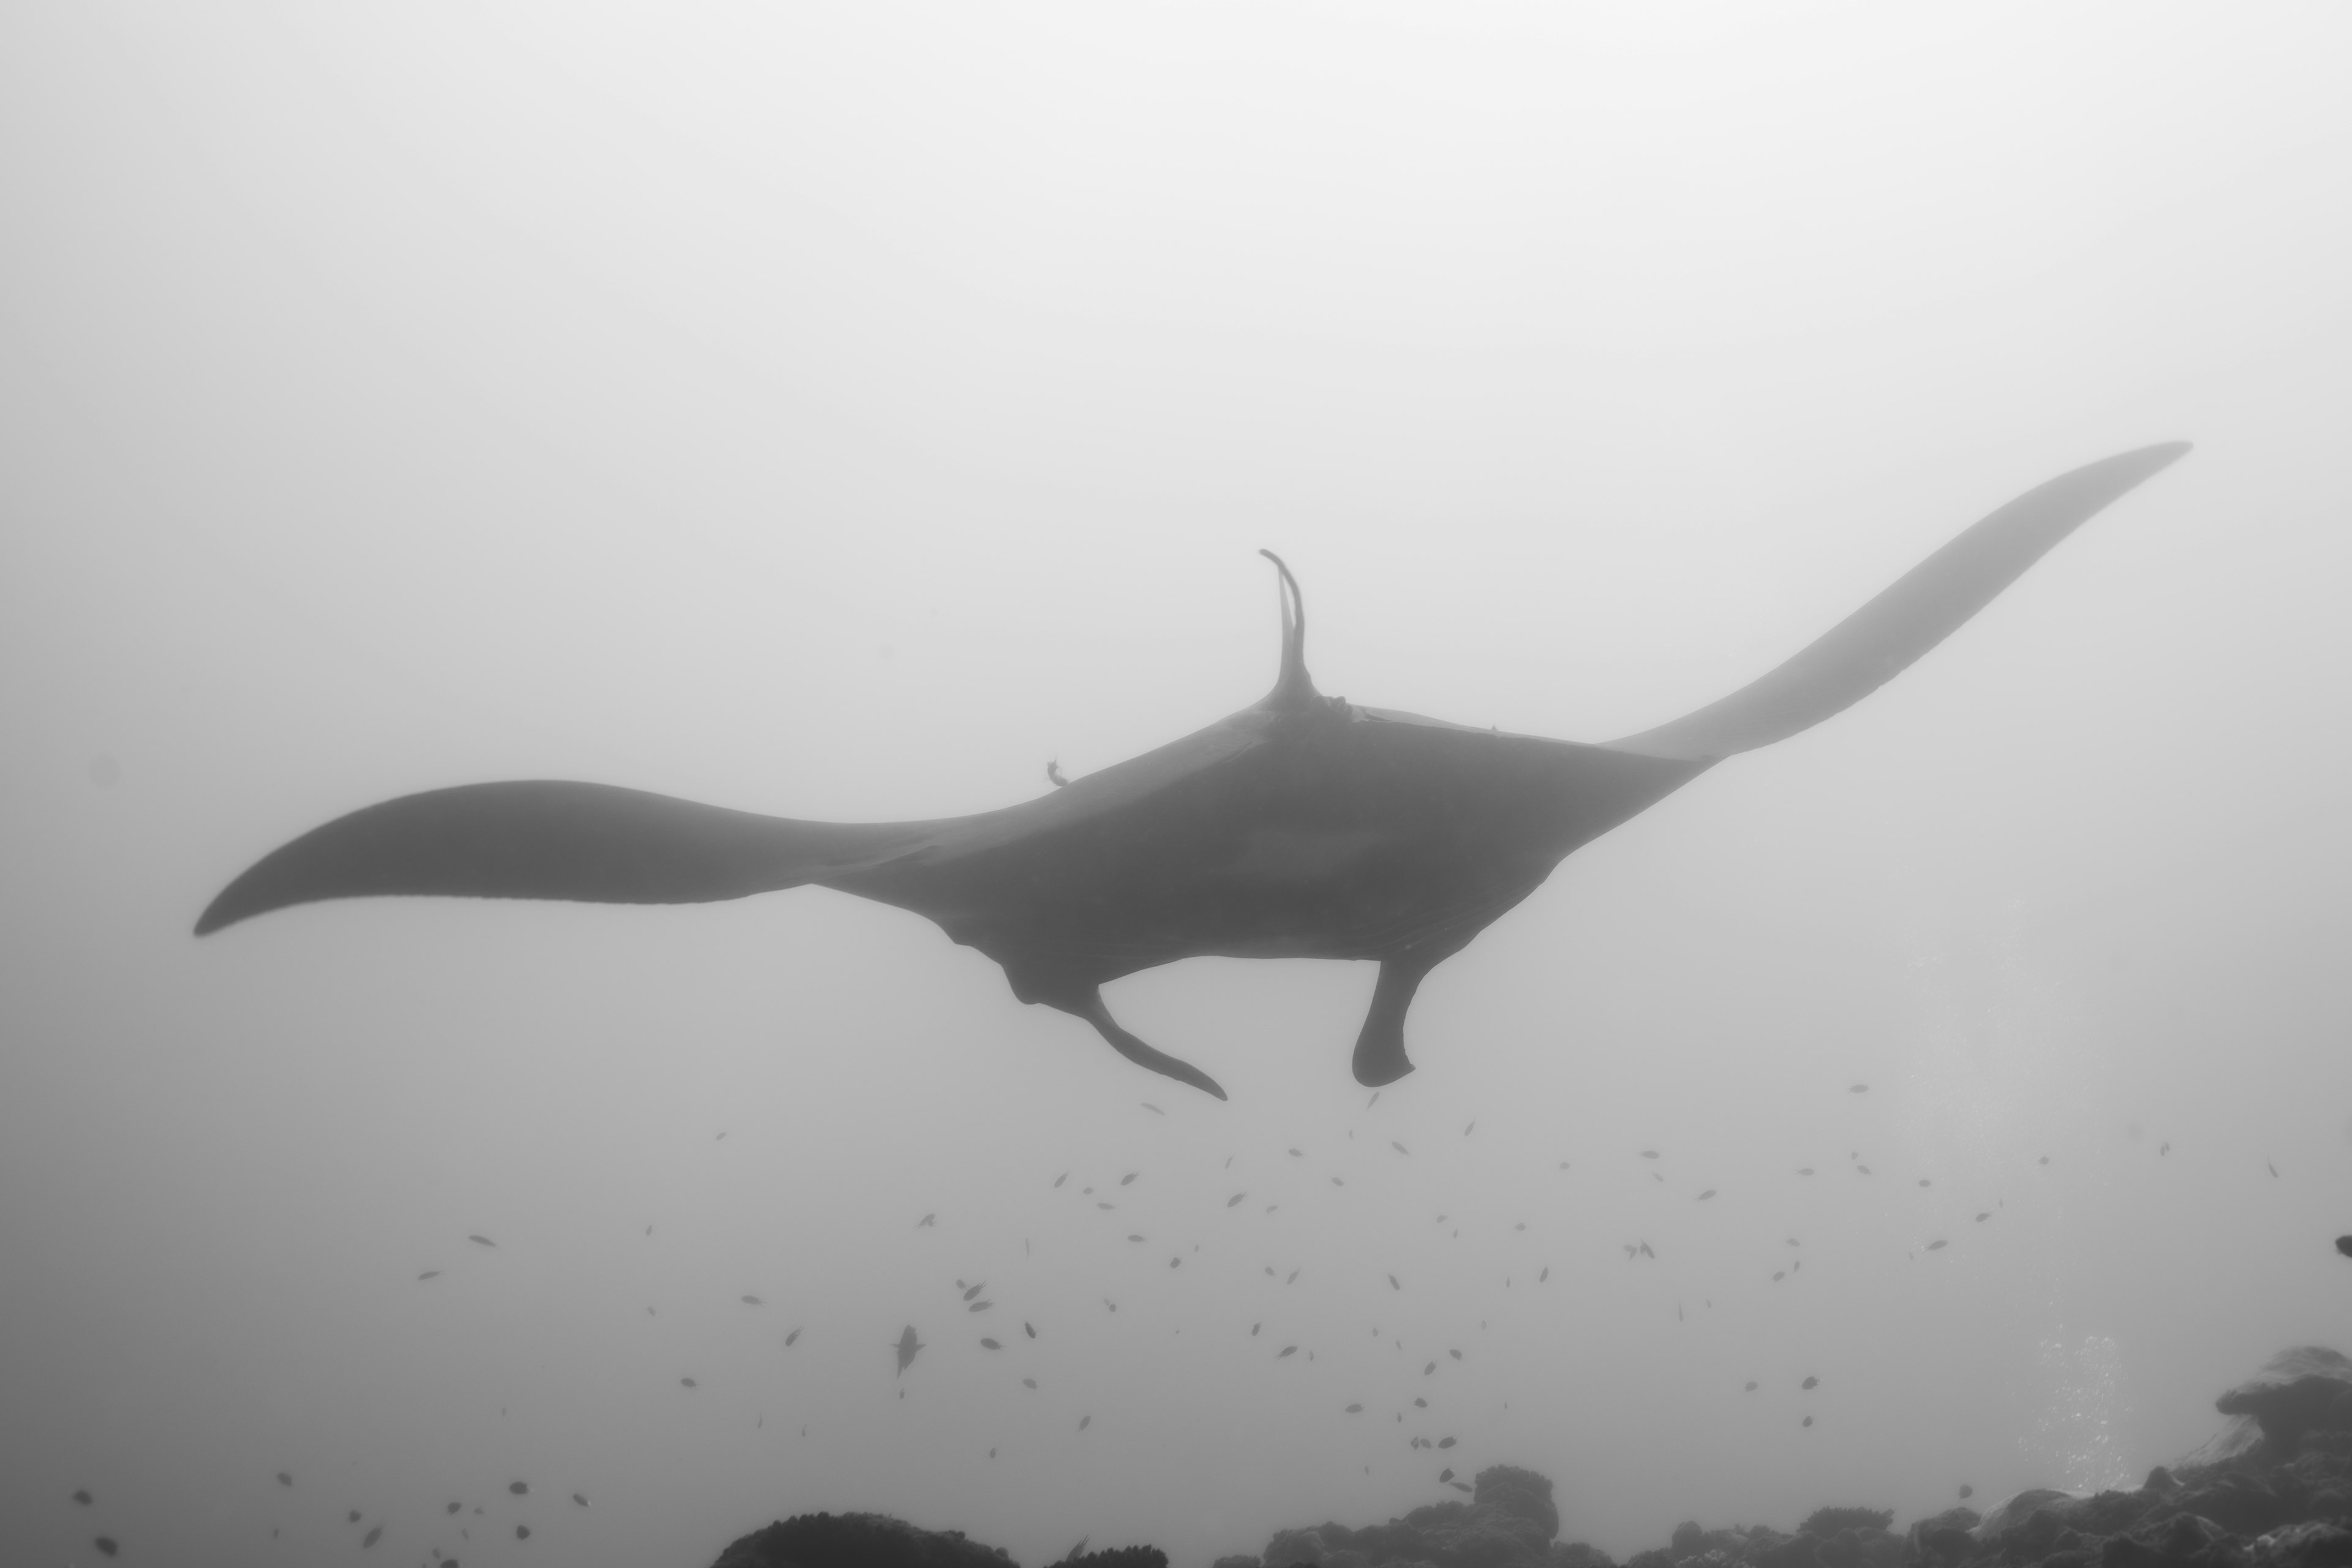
195 448 2187 1099
892 1325 923 1375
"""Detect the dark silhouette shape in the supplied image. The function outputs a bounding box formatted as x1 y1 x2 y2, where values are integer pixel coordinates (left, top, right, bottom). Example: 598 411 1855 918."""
195 445 2188 1099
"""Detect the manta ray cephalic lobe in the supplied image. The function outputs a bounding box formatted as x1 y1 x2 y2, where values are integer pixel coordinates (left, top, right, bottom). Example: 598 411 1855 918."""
197 442 2191 1099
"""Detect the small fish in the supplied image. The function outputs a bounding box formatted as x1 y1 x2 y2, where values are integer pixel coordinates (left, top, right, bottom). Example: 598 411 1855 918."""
1452 1482 1474 1494
1744 1381 1757 1391
94 1540 119 1559
573 1493 588 1507
1331 1175 1344 1186
1289 1148 1303 1157
1439 1436 1456 1449
916 1213 936 1227
2039 1156 2050 1165
1046 760 1069 787
1773 1272 1785 1282
1128 1234 1144 1243
350 1510 363 1522
1023 1378 1038 1389
1369 1091 1381 1107
1640 1149 1659 1159
981 1337 1001 1349
680 1377 697 1388
1279 1345 1297 1359
1926 1240 1948 1251
1698 1189 1716 1200
276 1472 292 1487
1287 1269 1299 1283
1415 1396 1427 1408
715 1130 726 1140
1850 1083 1868 1093
1389 1274 1401 1290
1797 1167 1814 1176
1346 1403 1363 1413
418 1270 440 1281
1918 1178 1932 1188
1142 1103 1163 1115
1441 1466 1455 1482
1169 1256 1181 1268
1227 1192 1246 1207
1025 1321 1038 1338
785 1328 802 1346
963 1283 985 1301
517 1525 530 1540
1078 1414 1091 1431
1104 1298 1117 1312
742 1294 762 1306
1252 1322 1261 1335
1802 1376 1819 1390
970 1300 993 1312
1120 1172 1137 1186
1857 1164 1872 1175
508 1482 529 1496
1976 1212 1991 1222
1639 1242 1654 1259
2269 1163 2280 1178
364 1525 382 1548
468 1235 496 1248
1464 1121 1475 1136
72 1489 91 1505
447 1502 461 1514
1539 1267 1549 1282
1392 1141 1409 1156
2160 1142 2169 1155
1425 1361 1436 1374
894 1325 923 1374
1054 1172 1067 1187
1803 1416 1814 1428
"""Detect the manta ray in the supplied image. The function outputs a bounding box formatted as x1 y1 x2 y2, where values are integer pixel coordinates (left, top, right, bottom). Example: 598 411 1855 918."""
197 443 2189 1100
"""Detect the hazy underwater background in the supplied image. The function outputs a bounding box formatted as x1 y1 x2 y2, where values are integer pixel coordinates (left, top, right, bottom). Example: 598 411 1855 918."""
4 4 2350 1565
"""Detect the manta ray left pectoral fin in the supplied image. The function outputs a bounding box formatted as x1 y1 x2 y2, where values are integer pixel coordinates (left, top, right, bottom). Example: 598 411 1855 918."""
194 780 938 935
1055 987 1227 1101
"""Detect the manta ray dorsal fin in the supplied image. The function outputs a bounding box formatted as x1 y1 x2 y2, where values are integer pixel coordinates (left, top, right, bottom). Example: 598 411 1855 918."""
1257 549 1318 712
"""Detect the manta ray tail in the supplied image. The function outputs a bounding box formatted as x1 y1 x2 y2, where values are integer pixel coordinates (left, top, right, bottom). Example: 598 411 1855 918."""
1606 442 2190 762
194 780 929 935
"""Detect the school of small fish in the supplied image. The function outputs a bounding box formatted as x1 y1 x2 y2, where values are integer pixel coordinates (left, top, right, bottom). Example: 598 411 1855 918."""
57 1079 2325 1558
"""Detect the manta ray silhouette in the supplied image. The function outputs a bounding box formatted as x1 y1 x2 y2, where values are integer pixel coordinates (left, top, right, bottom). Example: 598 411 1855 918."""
197 444 2189 1100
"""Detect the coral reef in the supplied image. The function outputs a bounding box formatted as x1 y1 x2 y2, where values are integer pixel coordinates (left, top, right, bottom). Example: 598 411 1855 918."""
706 1349 2352 1568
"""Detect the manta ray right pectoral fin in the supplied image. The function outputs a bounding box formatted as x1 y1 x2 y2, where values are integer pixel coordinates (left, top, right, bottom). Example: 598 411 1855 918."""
1057 987 1227 1101
1604 442 2192 763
